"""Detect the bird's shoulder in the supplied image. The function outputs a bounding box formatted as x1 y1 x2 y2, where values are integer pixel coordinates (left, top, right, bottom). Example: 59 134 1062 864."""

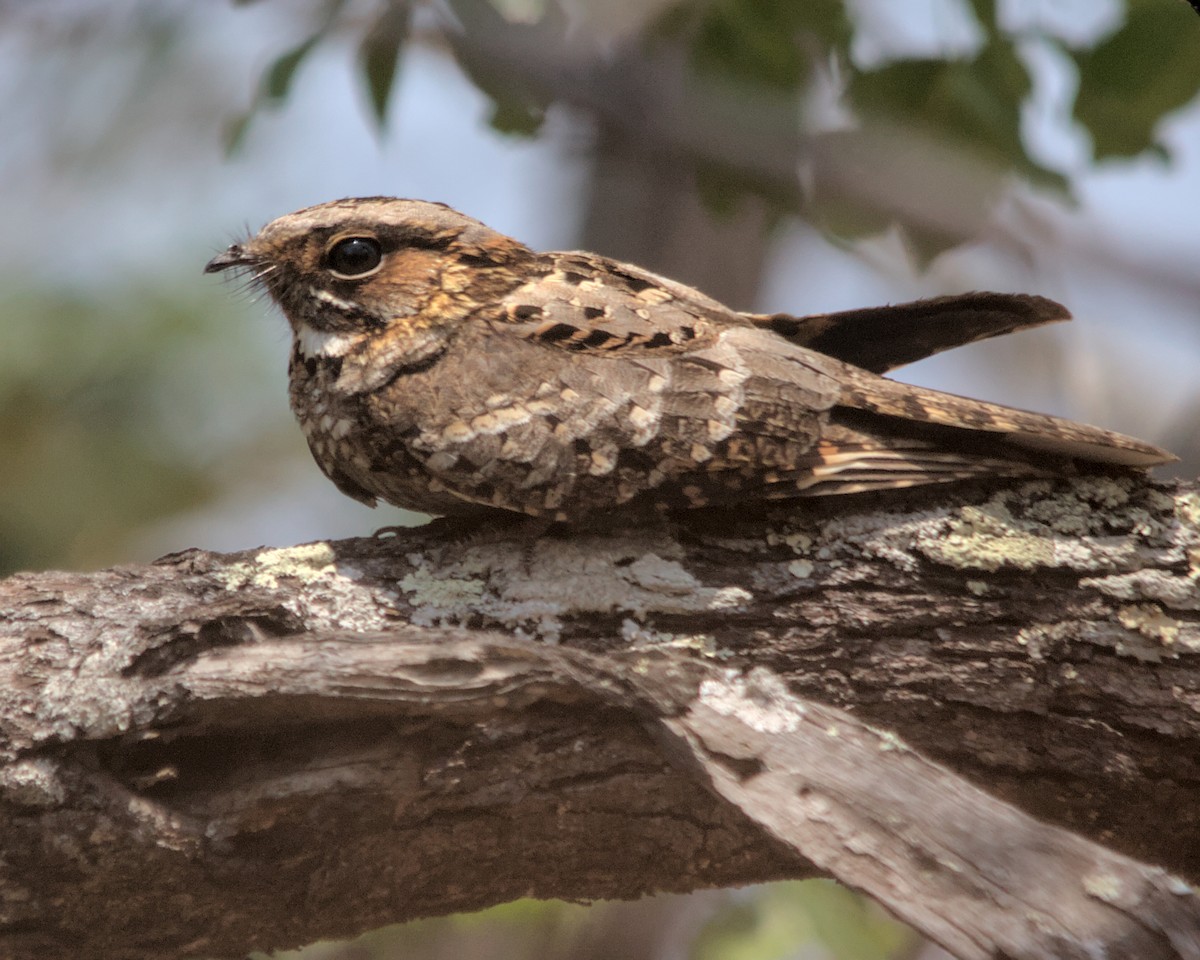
477 250 751 355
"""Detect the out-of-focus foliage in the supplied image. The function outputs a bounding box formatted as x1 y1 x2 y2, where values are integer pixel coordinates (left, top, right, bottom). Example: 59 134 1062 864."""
259 899 594 960
440 0 559 136
4 0 1197 956
846 19 1064 194
359 0 410 127
226 0 350 149
229 0 1200 261
1070 0 1200 159
692 882 915 960
658 0 853 91
257 883 916 960
0 281 279 574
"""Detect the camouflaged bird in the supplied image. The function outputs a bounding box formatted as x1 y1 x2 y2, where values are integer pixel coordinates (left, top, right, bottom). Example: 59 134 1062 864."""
205 197 1174 520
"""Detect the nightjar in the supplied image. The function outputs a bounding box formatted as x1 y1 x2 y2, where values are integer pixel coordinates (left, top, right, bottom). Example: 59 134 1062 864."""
205 197 1173 521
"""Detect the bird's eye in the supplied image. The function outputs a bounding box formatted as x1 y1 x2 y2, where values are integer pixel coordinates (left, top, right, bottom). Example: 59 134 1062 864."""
326 237 383 279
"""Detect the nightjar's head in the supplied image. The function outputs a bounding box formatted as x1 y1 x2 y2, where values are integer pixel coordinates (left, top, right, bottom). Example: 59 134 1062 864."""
205 197 533 354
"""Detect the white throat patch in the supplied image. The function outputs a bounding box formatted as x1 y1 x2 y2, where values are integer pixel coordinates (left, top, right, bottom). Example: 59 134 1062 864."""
295 322 359 359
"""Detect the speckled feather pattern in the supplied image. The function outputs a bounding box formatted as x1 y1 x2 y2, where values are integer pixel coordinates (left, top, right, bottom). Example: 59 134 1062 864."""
205 197 1174 520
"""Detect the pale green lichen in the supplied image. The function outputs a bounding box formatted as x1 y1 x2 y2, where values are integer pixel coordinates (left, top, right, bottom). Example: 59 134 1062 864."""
709 586 754 609
1058 475 1130 512
625 554 699 596
919 499 1058 572
218 542 395 633
699 667 805 734
0 758 67 808
767 529 814 554
915 483 1155 573
1177 491 1200 530
679 634 725 657
220 542 337 591
1014 622 1076 660
622 619 723 657
1081 570 1200 610
1178 492 1200 582
1050 617 1172 663
1118 603 1183 646
1020 619 1156 662
788 559 814 579
874 729 908 753
398 564 487 611
1082 872 1123 902
794 477 1192 581
1024 486 1098 536
397 531 752 631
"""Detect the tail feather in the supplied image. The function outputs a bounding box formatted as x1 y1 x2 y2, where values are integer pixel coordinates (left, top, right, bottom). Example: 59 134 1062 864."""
748 293 1070 374
837 370 1175 469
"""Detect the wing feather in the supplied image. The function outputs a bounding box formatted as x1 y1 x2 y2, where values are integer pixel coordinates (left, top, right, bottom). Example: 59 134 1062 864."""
457 267 1173 514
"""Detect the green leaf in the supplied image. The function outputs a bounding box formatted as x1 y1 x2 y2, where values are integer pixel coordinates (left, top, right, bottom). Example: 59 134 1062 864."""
358 1 410 130
1071 0 1200 160
695 158 801 220
265 34 321 102
442 0 557 138
224 0 349 154
693 2 807 89
489 100 546 136
847 37 1068 195
681 0 851 91
966 0 997 35
794 0 854 55
849 55 1024 161
221 34 320 154
223 109 254 153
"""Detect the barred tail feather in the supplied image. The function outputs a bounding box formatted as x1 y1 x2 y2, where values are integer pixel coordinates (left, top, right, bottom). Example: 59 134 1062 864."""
839 373 1175 469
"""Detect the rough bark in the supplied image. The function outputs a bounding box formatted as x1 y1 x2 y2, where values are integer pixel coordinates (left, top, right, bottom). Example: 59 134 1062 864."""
1 475 1198 960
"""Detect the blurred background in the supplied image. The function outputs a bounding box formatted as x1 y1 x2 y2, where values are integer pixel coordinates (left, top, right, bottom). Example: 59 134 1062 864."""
2 0 1198 957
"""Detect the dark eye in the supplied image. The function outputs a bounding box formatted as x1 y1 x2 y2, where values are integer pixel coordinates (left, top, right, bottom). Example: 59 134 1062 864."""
326 237 382 278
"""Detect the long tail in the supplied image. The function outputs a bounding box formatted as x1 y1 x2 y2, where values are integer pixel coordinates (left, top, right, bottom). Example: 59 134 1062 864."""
837 366 1174 468
748 293 1070 374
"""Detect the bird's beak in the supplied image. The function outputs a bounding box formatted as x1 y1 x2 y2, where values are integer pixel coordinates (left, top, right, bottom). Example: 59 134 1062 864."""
204 243 258 274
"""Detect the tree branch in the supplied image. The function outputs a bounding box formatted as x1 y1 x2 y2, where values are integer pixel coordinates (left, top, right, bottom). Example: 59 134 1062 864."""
1 476 1198 959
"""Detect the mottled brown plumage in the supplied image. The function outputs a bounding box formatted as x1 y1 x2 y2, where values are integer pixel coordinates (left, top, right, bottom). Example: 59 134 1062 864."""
205 197 1174 520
